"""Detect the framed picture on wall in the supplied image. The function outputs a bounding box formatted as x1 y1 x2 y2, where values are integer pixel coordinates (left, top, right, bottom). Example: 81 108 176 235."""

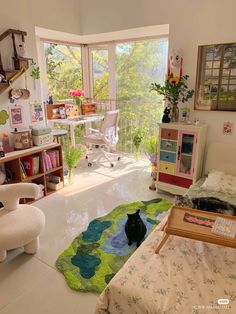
9 104 24 128
30 102 44 123
195 42 236 111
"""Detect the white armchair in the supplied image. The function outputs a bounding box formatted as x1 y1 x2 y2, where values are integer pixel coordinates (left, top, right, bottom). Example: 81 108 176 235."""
0 183 45 262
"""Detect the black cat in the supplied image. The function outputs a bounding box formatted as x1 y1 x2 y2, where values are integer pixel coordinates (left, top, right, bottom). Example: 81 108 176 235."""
125 209 147 247
192 197 236 216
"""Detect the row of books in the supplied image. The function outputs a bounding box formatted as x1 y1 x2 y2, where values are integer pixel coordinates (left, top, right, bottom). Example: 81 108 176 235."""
20 156 40 178
43 150 60 171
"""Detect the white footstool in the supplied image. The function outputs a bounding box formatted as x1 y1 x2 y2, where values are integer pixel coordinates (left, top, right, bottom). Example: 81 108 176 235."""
0 183 45 262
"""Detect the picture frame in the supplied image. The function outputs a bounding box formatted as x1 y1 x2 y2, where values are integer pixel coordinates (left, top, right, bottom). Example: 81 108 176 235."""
9 104 24 128
30 102 44 123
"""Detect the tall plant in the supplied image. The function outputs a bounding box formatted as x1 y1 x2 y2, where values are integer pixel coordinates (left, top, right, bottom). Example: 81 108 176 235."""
63 144 86 184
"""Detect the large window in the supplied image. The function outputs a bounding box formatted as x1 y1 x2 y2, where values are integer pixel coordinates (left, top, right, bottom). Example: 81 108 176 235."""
90 48 109 100
43 38 168 154
44 43 83 101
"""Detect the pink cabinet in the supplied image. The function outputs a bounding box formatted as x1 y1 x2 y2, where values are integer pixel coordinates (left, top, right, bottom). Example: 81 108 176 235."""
157 123 207 195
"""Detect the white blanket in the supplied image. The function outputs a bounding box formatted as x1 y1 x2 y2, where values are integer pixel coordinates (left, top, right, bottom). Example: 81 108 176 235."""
95 216 236 314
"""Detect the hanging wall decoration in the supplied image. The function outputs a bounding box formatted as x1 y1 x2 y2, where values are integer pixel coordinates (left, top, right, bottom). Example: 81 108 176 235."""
0 110 9 125
30 101 44 123
9 104 24 128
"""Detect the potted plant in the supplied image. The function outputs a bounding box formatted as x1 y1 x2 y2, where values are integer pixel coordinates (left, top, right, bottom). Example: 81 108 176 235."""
151 74 194 122
132 128 146 160
63 144 86 184
143 136 158 164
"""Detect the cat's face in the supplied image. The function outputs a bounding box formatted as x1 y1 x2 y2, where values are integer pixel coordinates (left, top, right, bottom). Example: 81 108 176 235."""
127 209 141 224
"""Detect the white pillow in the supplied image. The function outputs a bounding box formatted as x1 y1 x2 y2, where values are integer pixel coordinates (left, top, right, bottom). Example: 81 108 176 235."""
202 170 236 194
202 170 224 191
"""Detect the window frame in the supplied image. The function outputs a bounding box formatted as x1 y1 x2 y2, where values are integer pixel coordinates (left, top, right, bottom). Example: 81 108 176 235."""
195 42 236 111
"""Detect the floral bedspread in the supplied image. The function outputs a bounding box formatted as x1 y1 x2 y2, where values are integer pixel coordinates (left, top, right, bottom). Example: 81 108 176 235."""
95 216 236 314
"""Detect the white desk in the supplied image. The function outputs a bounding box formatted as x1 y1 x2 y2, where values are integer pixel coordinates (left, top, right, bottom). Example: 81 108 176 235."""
48 115 104 147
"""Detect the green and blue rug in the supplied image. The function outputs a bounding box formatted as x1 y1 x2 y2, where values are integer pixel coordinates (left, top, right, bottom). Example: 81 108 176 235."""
56 199 172 293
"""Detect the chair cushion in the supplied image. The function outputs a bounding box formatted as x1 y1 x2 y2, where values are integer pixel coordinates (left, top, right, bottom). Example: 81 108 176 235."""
84 134 105 145
0 205 45 250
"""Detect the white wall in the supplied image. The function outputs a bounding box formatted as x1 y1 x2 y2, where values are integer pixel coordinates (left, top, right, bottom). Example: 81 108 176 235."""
0 0 80 135
79 0 236 145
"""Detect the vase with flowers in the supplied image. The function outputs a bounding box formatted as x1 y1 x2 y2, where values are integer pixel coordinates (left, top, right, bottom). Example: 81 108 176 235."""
69 89 84 114
151 50 194 123
151 74 194 123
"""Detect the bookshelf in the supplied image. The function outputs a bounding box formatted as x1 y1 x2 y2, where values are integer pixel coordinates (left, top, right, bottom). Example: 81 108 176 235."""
0 143 64 203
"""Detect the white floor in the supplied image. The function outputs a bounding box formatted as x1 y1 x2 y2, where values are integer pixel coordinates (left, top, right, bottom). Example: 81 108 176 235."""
0 157 172 314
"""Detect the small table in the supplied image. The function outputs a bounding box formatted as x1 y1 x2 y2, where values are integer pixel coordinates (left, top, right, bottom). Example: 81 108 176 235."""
155 206 236 254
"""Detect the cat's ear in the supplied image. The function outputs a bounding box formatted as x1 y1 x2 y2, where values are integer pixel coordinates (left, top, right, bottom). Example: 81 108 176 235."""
136 209 140 214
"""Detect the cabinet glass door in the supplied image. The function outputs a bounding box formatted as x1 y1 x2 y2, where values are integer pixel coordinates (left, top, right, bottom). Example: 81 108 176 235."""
176 131 197 178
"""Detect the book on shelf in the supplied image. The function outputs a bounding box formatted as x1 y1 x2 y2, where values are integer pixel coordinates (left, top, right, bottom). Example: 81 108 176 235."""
20 161 27 179
22 156 40 176
42 149 60 171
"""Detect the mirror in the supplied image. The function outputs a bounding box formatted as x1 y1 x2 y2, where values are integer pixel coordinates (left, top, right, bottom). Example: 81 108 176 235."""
195 42 236 111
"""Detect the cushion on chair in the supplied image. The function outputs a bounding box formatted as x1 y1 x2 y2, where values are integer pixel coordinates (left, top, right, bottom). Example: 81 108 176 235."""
0 205 45 250
84 134 105 145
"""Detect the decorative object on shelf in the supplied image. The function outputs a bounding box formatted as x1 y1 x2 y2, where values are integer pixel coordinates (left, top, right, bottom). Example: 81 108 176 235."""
223 121 233 135
30 101 44 123
48 94 53 104
0 142 5 157
2 132 13 153
32 127 53 146
0 73 7 83
81 102 97 115
151 49 194 122
69 89 84 105
0 110 9 125
132 128 146 160
0 29 33 95
181 106 190 123
11 129 32 150
161 106 171 123
63 143 86 184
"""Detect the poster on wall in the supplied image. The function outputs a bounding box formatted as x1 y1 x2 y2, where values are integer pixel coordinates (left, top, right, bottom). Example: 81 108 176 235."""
30 102 44 123
9 104 24 128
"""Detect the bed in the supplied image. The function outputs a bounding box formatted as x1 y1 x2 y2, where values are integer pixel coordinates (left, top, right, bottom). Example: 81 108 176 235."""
95 142 236 314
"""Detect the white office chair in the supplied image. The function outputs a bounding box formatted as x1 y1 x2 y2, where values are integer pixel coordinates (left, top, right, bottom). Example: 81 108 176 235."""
84 110 120 167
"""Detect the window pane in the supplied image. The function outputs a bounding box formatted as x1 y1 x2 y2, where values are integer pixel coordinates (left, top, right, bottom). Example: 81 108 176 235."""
116 39 168 153
91 49 109 100
44 43 82 101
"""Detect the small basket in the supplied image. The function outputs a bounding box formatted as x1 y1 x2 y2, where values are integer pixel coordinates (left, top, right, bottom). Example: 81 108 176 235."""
81 102 97 115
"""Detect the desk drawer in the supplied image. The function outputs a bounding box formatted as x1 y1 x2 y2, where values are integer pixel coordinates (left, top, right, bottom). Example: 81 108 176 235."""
158 173 192 188
160 151 176 163
161 128 178 140
160 139 177 152
159 162 176 175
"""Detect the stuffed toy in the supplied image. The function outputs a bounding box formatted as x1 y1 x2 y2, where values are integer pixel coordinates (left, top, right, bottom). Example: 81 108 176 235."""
162 106 171 123
168 49 183 84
